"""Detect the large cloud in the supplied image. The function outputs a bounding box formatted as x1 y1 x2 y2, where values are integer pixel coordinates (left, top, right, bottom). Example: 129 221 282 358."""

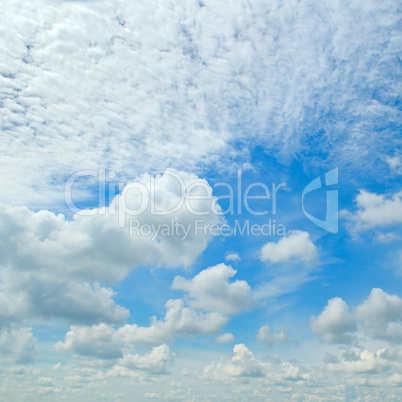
56 299 228 355
0 170 220 283
0 170 222 350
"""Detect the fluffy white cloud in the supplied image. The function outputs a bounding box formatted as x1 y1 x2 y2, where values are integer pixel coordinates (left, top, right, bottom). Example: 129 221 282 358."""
57 297 229 358
347 190 402 232
204 344 311 384
115 345 174 374
260 231 318 264
0 171 220 283
310 297 357 344
256 325 287 346
56 323 123 360
1 272 128 325
326 347 388 374
118 299 228 345
355 288 402 343
57 325 174 374
0 171 220 328
311 289 402 345
172 264 254 315
205 344 268 378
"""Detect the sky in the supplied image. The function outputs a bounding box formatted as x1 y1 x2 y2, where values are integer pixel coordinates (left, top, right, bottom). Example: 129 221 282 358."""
0 0 401 400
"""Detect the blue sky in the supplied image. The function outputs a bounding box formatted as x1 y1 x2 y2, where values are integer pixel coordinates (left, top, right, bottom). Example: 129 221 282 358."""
0 0 402 400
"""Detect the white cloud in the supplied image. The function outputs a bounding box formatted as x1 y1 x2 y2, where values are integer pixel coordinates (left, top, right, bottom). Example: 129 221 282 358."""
326 347 388 374
1 272 129 326
216 333 235 344
355 288 402 343
0 326 36 365
260 231 318 264
57 325 174 374
310 297 357 344
57 297 229 358
0 0 400 207
204 344 311 383
205 344 268 378
256 325 287 346
0 171 220 328
0 171 220 283
172 264 254 315
112 345 174 374
118 299 228 345
311 288 402 345
386 156 402 175
56 323 123 360
225 253 240 262
375 232 400 243
347 190 402 232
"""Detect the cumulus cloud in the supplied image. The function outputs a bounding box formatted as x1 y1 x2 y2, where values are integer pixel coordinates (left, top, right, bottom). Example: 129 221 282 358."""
1 273 129 326
172 264 254 315
57 325 174 374
56 323 123 360
0 171 220 329
57 298 229 358
205 344 268 378
355 288 402 343
118 299 228 345
326 347 388 374
310 297 357 344
260 231 318 264
347 190 402 233
256 325 287 346
113 345 174 374
0 171 220 283
311 288 402 345
0 326 36 365
204 344 311 383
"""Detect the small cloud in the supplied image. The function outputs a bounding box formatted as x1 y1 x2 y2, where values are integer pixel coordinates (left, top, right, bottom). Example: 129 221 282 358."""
256 325 287 346
216 333 235 344
260 230 317 264
374 232 400 243
52 363 62 371
225 253 240 262
386 156 402 175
